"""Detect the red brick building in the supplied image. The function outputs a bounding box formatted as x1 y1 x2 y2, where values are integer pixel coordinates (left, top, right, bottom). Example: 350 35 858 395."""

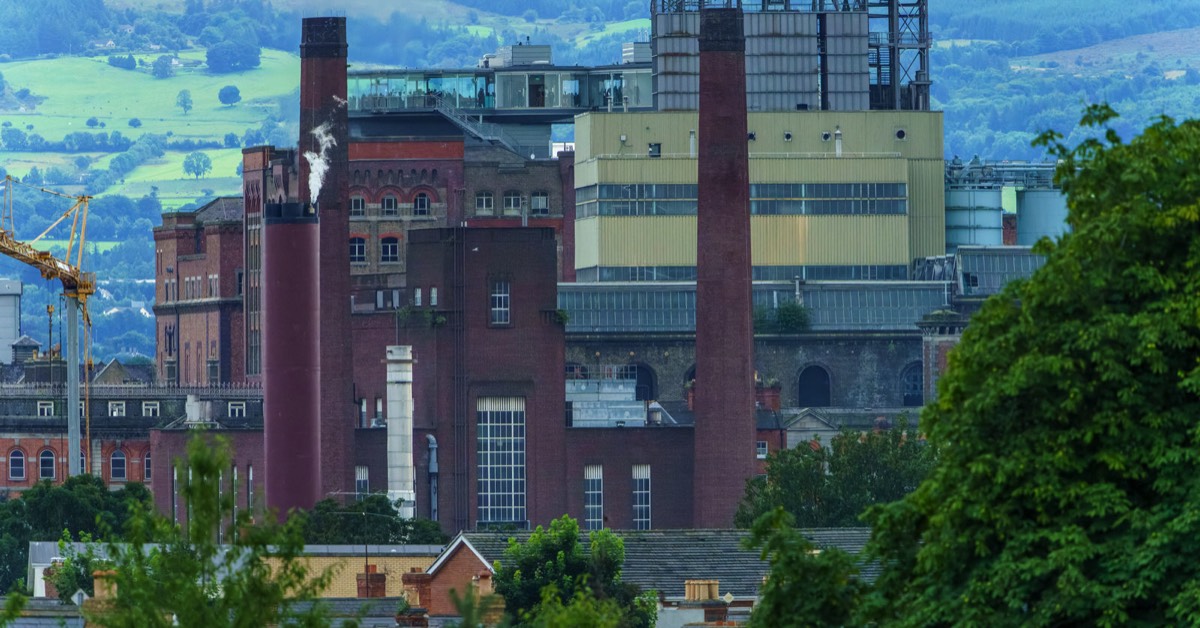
153 198 246 385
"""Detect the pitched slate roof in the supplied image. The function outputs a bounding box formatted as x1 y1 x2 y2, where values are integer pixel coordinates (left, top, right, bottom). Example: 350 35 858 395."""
195 197 244 222
460 527 874 598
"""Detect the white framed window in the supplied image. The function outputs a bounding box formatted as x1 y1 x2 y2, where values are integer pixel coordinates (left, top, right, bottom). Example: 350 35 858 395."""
530 191 549 215
143 401 160 417
228 402 246 418
355 465 369 501
381 237 399 263
37 401 53 417
247 465 254 512
349 237 366 263
475 191 494 215
633 464 651 530
350 196 365 216
109 401 126 417
584 465 604 531
111 450 126 481
8 450 24 481
490 280 510 326
145 453 152 481
477 397 526 525
39 450 55 480
209 274 218 297
756 441 769 459
381 195 398 216
503 191 522 215
414 288 422 307
430 287 438 307
413 192 431 216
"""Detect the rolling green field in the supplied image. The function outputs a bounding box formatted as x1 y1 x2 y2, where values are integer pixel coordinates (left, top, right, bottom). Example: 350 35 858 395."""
108 149 244 209
0 49 298 143
0 49 297 207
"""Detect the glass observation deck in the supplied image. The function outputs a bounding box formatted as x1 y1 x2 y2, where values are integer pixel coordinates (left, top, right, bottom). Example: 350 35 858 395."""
348 66 653 113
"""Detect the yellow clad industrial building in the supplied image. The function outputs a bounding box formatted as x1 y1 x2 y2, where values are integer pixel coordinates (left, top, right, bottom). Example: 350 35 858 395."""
573 110 945 282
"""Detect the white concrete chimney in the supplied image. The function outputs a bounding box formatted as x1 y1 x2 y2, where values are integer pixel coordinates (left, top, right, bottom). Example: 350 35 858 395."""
386 345 416 518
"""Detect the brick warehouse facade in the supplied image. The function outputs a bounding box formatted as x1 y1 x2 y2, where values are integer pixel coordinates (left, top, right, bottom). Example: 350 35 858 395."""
402 228 566 531
153 198 246 386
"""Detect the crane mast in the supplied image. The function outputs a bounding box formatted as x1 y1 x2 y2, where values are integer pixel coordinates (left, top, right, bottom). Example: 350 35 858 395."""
1 175 95 477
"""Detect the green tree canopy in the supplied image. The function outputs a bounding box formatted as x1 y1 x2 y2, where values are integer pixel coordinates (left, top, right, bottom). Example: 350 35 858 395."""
152 55 174 79
217 84 240 107
864 107 1200 626
493 515 655 627
736 420 934 528
182 151 211 179
90 436 334 627
746 508 864 628
175 89 192 115
301 495 447 546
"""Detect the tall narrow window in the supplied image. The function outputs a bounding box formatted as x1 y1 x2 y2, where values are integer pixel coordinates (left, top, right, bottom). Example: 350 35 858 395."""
475 191 494 215
111 450 127 481
413 193 431 216
414 288 422 307
584 465 604 531
632 464 651 530
477 397 526 525
381 194 398 216
349 237 366 263
381 237 399 263
247 465 254 513
39 450 55 480
355 466 369 501
503 191 522 215
8 450 24 481
530 191 550 215
430 287 438 307
490 280 511 325
145 453 152 481
172 465 179 524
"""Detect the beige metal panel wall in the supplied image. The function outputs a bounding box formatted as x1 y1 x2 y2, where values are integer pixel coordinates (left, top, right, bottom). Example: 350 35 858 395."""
597 158 698 185
582 215 908 268
750 157 907 184
907 158 946 258
573 113 592 161
594 216 698 266
743 111 942 159
752 216 910 265
575 158 600 189
577 112 700 157
575 216 600 270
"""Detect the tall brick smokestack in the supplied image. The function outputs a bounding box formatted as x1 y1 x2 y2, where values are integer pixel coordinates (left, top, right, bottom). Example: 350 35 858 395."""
692 6 756 528
300 17 353 501
263 202 321 513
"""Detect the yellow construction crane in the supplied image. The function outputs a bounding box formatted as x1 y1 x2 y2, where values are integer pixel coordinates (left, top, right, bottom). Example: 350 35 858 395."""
2 174 95 477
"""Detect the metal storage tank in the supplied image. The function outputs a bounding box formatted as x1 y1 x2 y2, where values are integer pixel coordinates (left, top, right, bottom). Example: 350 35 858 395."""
1016 188 1069 245
945 186 1004 251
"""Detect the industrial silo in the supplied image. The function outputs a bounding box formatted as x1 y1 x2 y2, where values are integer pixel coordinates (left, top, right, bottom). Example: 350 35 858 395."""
1016 188 1069 245
945 185 1004 252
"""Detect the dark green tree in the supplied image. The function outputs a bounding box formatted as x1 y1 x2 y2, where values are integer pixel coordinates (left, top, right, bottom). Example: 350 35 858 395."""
493 515 654 627
152 55 175 79
182 151 211 179
175 89 192 115
218 85 241 107
746 508 864 628
301 495 447 546
205 41 261 73
736 420 934 528
864 106 1200 626
90 436 335 627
